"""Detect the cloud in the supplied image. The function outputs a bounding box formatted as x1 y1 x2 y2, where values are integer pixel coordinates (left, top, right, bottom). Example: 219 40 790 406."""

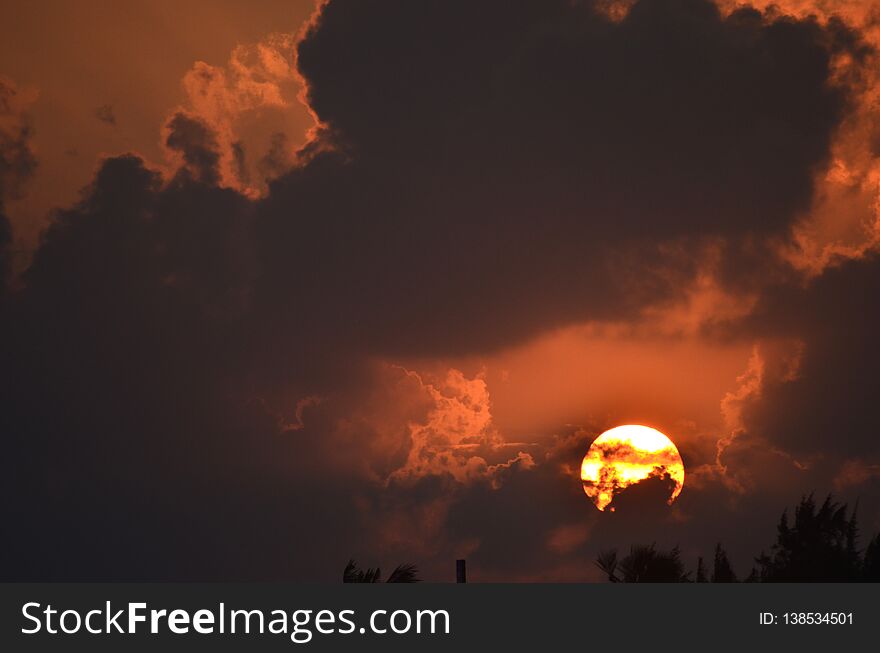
297 0 850 241
388 367 534 485
0 76 37 202
164 112 223 186
94 104 116 125
1 0 878 581
739 254 880 461
0 76 37 290
711 1 880 275
547 522 592 555
260 0 858 360
670 249 880 555
167 32 308 197
835 459 880 491
0 207 11 291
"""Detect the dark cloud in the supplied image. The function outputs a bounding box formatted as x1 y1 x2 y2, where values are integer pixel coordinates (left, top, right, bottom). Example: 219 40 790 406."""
739 254 880 460
0 206 11 290
0 76 37 291
164 112 222 186
94 104 116 126
0 77 37 201
298 0 852 240
0 0 874 581
258 132 292 180
677 254 880 558
231 140 248 187
1 156 362 579
266 0 857 355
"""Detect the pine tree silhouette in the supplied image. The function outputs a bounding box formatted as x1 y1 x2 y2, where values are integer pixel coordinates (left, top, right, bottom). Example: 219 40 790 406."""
696 557 708 583
755 495 862 582
711 543 737 582
599 493 879 583
863 534 880 581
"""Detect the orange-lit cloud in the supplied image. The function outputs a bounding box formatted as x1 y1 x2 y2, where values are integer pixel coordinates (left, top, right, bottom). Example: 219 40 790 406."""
712 0 880 274
443 322 752 446
638 241 758 337
276 394 322 433
388 367 535 486
681 336 807 494
593 0 638 22
705 346 766 492
166 32 313 195
547 522 592 554
835 459 880 490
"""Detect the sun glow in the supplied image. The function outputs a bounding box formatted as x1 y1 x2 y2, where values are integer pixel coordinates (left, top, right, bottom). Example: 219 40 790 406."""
580 425 684 511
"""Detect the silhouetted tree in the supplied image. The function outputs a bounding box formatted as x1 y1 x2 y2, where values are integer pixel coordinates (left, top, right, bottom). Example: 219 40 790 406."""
343 559 420 583
598 493 880 583
343 560 381 583
696 557 708 583
595 550 620 582
711 543 737 582
863 533 880 582
386 563 420 583
596 544 690 582
755 495 862 582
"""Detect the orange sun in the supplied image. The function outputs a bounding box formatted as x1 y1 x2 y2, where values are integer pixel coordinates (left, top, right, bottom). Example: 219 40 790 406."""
580 425 684 511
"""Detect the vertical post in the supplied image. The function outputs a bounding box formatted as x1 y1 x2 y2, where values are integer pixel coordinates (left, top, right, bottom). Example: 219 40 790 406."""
456 559 467 583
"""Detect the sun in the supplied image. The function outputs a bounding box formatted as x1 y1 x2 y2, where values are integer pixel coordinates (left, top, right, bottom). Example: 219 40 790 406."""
580 425 684 511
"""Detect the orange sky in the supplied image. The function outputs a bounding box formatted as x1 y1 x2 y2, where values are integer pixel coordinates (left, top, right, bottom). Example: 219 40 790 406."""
6 0 877 491
4 0 880 582
400 324 751 452
4 0 878 274
0 0 315 255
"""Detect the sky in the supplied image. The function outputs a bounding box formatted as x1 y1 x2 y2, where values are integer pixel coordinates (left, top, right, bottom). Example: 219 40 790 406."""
3 0 880 582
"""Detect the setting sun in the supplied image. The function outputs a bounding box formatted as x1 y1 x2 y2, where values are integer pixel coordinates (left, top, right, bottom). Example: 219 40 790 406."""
581 425 685 511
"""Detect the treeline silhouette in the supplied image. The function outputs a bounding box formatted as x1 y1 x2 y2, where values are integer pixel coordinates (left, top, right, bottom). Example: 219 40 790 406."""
597 494 880 582
343 494 880 582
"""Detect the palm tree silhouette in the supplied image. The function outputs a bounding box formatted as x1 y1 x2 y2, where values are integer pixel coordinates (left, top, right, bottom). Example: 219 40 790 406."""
596 544 690 582
343 559 421 583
